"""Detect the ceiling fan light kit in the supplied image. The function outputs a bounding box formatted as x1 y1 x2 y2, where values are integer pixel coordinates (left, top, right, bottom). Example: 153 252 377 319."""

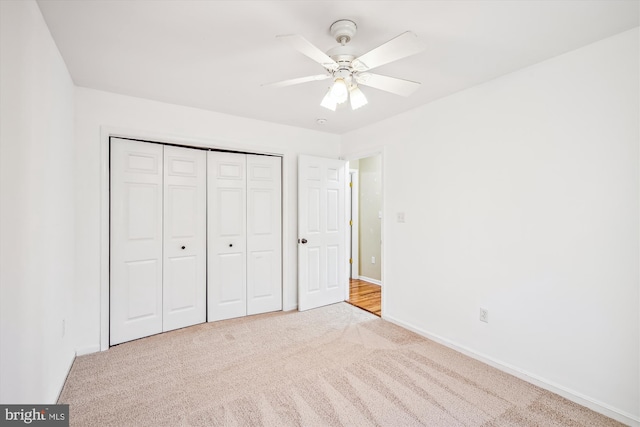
320 89 337 111
349 86 368 110
264 19 426 112
330 78 349 103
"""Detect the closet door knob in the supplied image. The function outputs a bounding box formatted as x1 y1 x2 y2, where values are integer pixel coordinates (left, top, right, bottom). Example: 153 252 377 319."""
181 246 186 250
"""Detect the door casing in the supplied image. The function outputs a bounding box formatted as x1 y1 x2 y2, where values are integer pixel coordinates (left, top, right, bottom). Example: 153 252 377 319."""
343 149 386 316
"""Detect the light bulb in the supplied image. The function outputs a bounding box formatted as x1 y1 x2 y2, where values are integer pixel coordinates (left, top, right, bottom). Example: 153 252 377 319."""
330 78 348 104
320 90 337 111
349 86 368 110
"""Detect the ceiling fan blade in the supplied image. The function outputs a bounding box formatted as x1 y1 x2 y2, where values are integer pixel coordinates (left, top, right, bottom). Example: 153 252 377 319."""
262 74 331 88
351 31 425 71
355 73 421 97
277 34 339 71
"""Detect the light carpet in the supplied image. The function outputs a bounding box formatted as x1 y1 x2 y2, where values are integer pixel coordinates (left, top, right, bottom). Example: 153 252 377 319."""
59 303 623 426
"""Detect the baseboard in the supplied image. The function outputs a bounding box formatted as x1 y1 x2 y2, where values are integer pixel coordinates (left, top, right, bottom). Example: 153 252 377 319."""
358 276 382 286
283 304 298 312
55 351 76 403
76 345 101 356
383 314 639 427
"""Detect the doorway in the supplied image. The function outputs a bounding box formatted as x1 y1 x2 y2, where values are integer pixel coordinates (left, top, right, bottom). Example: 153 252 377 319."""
347 154 382 316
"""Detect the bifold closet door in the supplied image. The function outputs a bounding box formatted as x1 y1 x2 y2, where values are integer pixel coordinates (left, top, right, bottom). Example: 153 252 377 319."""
246 154 282 315
163 146 206 332
110 138 164 345
111 139 206 345
208 152 282 321
208 152 247 321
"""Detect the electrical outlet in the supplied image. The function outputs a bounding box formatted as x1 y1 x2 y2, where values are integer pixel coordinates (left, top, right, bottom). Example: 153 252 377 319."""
397 212 405 223
371 256 376 264
479 308 488 323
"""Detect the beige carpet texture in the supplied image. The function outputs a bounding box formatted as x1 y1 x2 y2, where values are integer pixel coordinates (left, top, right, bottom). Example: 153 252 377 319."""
59 303 624 426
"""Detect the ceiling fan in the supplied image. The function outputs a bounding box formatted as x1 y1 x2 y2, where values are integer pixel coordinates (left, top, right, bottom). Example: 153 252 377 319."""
264 19 426 111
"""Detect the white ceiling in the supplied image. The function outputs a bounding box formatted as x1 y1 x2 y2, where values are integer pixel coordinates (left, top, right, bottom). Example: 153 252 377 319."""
37 1 639 135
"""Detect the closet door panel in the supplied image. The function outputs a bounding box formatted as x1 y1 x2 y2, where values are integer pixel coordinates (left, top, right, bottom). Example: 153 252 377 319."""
247 155 282 315
163 146 207 332
219 253 245 301
208 152 247 321
110 138 163 345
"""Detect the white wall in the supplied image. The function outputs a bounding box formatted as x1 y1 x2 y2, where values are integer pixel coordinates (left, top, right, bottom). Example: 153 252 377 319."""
0 0 76 403
74 87 340 353
342 28 640 423
3 2 635 418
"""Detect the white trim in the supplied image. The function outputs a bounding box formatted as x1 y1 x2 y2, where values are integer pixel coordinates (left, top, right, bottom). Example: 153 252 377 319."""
358 276 382 286
281 150 289 312
383 314 640 427
380 147 385 315
342 147 385 164
76 345 101 356
55 352 75 403
99 125 289 352
101 126 284 156
99 128 109 351
343 148 386 316
349 169 359 281
343 165 351 301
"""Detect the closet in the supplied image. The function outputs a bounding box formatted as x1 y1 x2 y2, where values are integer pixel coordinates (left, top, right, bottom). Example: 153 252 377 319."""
110 138 281 345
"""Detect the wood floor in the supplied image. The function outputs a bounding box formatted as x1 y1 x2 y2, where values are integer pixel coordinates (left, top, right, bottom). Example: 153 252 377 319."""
348 278 381 316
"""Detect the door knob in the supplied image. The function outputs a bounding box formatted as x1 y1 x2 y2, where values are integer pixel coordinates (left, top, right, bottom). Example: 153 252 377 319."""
181 246 186 250
229 244 233 247
299 238 308 244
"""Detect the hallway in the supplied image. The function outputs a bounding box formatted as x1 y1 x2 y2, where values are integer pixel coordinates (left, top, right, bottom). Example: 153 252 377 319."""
347 279 381 316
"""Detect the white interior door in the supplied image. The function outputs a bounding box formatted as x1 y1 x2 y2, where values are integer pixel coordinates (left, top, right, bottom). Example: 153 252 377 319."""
163 146 206 332
208 151 247 321
110 138 163 345
246 154 282 315
298 155 347 311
